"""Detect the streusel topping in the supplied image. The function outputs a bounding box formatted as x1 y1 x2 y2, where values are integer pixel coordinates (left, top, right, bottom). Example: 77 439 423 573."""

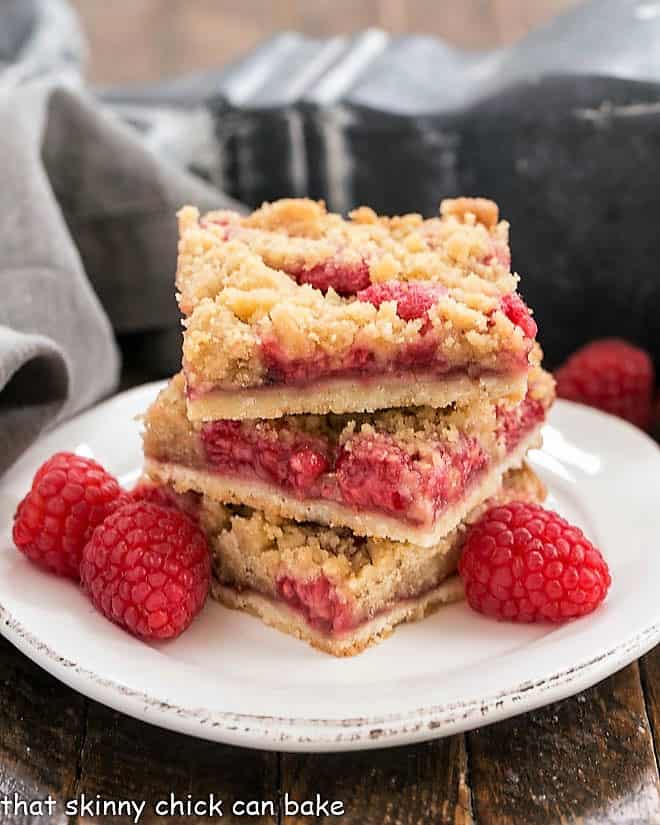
177 197 515 313
177 198 535 392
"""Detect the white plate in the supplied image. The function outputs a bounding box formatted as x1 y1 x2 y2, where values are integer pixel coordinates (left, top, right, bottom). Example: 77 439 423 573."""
0 384 659 752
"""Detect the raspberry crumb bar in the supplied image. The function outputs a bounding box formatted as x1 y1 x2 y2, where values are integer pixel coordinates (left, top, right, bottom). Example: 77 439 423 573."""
176 197 538 421
188 464 545 656
142 367 554 547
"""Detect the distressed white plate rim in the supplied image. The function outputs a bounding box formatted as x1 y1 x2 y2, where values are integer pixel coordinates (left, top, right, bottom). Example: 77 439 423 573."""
0 383 659 752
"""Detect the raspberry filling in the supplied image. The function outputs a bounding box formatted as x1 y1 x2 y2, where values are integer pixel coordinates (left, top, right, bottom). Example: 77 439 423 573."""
277 575 355 634
357 280 448 323
201 421 498 527
292 259 371 295
201 421 330 496
499 293 538 340
260 334 454 387
257 282 534 388
496 392 546 450
335 434 488 525
260 335 525 388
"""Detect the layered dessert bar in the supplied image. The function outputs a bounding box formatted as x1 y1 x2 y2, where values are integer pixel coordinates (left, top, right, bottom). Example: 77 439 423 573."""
177 197 538 421
193 464 546 656
142 366 554 547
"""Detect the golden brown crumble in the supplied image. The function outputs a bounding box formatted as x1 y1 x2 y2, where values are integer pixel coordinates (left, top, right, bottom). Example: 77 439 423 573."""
176 198 532 394
179 197 512 311
440 197 500 228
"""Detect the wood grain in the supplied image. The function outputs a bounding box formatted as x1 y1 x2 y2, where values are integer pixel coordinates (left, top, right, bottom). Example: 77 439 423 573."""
71 702 278 824
468 663 660 825
639 646 660 774
70 0 584 85
0 636 86 825
281 735 474 824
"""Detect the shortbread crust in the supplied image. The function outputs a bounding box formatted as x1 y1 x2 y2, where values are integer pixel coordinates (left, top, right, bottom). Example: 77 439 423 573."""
185 370 528 421
211 577 464 657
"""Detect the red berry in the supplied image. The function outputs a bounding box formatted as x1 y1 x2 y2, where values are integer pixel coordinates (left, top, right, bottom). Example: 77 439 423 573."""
81 501 210 641
499 293 537 339
358 279 447 322
12 452 123 580
555 338 654 429
459 502 610 623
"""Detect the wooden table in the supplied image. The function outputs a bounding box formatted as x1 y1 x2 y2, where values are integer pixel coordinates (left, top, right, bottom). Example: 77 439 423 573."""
2 631 660 823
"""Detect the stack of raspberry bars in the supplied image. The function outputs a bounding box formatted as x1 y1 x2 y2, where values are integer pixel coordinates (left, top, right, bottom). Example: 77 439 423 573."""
142 197 555 655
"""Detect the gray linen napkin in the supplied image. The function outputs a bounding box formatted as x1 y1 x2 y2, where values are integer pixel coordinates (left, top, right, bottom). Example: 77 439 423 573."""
0 81 238 475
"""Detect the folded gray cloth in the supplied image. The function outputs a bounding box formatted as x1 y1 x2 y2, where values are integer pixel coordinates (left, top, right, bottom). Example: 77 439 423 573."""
0 81 238 475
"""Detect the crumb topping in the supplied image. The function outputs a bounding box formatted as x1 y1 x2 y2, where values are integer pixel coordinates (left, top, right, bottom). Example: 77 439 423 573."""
177 198 533 391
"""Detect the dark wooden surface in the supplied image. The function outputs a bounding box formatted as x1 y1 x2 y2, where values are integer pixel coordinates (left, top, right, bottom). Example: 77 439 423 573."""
2 629 660 823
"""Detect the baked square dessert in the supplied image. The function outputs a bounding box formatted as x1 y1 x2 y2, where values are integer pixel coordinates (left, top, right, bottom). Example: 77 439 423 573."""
191 464 546 656
142 366 554 547
177 197 538 421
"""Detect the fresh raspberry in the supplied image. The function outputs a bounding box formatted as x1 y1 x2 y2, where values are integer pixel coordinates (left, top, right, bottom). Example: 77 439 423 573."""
459 502 610 623
357 279 447 323
499 293 537 339
12 452 123 580
81 501 210 640
555 338 654 429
